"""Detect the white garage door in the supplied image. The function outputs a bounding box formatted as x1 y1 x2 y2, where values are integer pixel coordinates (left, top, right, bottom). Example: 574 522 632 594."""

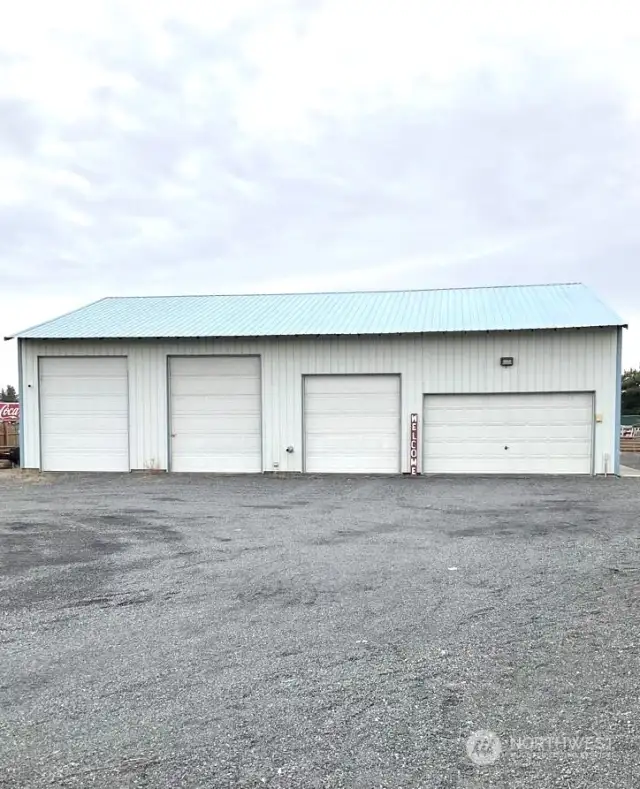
304 375 400 473
39 357 129 472
169 356 261 473
422 392 594 475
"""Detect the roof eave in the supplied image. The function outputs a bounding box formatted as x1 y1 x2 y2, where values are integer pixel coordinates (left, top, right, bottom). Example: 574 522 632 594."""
8 322 627 341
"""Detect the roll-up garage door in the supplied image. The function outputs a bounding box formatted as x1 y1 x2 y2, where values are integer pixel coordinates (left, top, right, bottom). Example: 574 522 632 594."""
422 392 594 474
169 356 261 472
39 357 129 472
304 374 400 473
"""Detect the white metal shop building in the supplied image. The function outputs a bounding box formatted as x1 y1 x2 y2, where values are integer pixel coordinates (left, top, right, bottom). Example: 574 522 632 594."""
6 283 626 476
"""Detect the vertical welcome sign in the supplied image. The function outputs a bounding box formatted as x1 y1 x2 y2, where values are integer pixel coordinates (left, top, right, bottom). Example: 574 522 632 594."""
409 413 419 475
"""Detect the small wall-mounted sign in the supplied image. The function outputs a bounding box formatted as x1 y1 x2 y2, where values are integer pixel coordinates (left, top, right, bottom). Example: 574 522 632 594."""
409 413 419 475
500 356 515 367
0 403 19 422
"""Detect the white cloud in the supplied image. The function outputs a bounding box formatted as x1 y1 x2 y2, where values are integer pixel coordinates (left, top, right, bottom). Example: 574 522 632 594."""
233 0 640 138
1 0 639 383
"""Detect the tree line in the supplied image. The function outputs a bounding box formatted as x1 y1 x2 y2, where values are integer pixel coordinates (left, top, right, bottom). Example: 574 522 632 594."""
622 368 640 414
0 385 18 402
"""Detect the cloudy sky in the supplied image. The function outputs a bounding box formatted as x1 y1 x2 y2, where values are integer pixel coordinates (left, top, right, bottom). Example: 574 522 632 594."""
1 0 639 385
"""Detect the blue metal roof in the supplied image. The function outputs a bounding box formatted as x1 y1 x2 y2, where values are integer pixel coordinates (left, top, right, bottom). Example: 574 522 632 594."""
6 283 626 340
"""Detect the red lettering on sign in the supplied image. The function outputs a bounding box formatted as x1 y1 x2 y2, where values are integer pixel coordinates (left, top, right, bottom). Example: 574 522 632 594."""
0 403 19 422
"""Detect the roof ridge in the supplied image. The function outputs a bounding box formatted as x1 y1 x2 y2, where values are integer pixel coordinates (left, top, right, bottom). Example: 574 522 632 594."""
93 282 585 300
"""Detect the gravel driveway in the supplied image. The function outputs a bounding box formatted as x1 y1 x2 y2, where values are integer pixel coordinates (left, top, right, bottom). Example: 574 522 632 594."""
1 473 639 788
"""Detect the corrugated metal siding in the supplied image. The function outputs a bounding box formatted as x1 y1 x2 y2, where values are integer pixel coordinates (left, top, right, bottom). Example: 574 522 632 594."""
10 283 626 339
20 328 619 474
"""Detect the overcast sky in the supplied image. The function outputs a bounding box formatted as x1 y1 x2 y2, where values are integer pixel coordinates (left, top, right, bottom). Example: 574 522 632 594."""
1 0 639 386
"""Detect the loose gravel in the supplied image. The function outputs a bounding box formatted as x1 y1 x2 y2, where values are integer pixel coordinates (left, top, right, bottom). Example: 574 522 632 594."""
1 473 639 788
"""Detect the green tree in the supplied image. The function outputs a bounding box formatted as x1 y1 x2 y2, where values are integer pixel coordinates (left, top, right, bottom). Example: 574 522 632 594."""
0 385 18 402
622 368 640 414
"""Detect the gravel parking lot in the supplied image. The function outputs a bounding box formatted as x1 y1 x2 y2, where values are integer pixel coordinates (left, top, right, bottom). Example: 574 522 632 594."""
1 473 639 788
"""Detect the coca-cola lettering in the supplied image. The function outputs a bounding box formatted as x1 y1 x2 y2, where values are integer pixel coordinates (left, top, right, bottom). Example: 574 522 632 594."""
0 403 20 422
409 412 419 475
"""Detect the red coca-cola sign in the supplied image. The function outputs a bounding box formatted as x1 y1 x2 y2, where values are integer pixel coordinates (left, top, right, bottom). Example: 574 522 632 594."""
0 403 19 422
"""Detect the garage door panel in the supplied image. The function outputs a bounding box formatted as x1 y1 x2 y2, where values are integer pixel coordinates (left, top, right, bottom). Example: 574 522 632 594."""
429 440 591 456
306 455 395 474
40 357 129 472
426 423 593 441
304 375 400 473
40 371 126 386
170 356 262 473
427 408 593 426
175 430 260 447
42 399 128 417
173 395 260 412
41 454 122 473
172 397 260 418
305 414 397 432
306 434 399 450
171 454 259 474
499 440 592 455
423 393 593 475
306 376 398 395
40 359 125 377
170 377 260 397
172 356 254 374
48 431 129 451
308 389 399 401
430 436 593 453
538 425 593 440
172 414 260 432
307 397 398 412
307 404 398 418
431 456 589 475
43 415 128 433
40 378 128 398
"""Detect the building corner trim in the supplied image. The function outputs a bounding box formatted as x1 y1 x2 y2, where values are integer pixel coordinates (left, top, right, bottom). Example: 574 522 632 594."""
17 338 24 467
614 327 623 476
